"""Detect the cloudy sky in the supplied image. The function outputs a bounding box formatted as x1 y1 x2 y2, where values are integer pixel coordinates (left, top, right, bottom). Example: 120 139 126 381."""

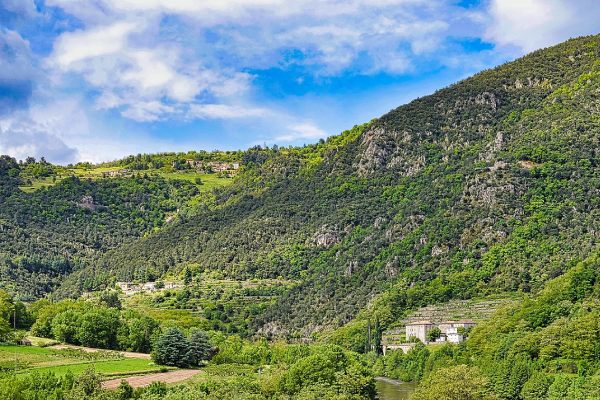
0 0 598 163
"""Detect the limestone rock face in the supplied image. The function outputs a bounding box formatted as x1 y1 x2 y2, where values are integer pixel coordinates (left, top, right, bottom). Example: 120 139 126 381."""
345 260 358 277
313 225 341 248
77 195 97 211
355 127 396 176
355 126 426 177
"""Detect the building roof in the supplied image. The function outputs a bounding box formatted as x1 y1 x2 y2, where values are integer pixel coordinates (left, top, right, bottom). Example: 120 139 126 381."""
439 319 476 325
405 321 433 326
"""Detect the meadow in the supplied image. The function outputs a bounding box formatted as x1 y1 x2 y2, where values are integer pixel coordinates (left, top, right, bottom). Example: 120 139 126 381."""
0 345 166 378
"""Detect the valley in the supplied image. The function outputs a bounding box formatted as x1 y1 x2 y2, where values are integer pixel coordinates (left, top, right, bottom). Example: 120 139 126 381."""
0 34 598 399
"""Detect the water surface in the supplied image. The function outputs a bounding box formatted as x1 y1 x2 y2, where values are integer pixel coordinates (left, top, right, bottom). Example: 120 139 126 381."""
375 377 417 400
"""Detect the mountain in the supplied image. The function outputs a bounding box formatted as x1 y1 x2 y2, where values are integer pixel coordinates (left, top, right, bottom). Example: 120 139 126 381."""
2 34 599 341
61 35 600 338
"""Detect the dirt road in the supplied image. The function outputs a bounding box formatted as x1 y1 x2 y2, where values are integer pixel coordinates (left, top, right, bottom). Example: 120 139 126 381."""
49 344 151 359
101 369 201 389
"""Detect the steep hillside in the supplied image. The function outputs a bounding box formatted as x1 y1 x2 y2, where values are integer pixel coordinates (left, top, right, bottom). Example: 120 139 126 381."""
0 157 214 300
55 34 599 339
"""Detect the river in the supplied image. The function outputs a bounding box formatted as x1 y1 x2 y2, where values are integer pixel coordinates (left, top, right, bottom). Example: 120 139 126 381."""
375 377 417 400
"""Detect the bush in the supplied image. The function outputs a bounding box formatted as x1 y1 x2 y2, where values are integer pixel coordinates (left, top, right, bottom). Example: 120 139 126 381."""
51 310 81 344
412 365 495 400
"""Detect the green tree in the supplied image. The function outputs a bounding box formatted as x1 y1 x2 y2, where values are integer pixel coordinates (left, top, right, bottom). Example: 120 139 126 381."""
187 329 215 365
98 290 122 309
0 290 14 341
183 267 193 285
116 380 134 400
0 290 14 322
412 365 495 400
521 372 553 400
75 367 101 396
118 315 160 353
77 308 120 349
546 375 573 400
153 327 192 367
0 319 10 342
279 354 338 395
426 327 442 342
51 310 81 344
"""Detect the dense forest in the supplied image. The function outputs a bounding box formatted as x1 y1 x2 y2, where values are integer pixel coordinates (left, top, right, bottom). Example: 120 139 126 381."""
0 33 599 399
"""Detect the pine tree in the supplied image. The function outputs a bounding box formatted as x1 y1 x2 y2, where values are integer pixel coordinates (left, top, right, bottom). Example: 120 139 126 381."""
187 329 215 365
153 327 192 367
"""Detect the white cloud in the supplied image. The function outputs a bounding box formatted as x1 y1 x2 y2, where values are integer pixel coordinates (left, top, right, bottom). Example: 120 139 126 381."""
48 20 253 122
274 122 328 142
0 107 80 164
38 0 486 128
0 127 78 163
52 22 136 67
485 0 600 52
0 0 37 17
189 104 268 120
0 95 191 163
120 101 176 122
0 29 36 114
45 0 456 76
6 0 598 164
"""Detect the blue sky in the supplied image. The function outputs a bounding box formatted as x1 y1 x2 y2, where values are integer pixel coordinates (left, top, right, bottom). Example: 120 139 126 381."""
0 0 599 163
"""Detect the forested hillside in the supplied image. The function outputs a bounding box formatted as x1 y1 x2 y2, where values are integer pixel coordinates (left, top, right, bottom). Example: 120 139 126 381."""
45 34 599 342
374 252 600 400
0 156 206 299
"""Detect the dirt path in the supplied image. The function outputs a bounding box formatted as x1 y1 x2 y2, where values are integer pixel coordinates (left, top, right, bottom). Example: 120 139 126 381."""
101 369 201 389
49 344 151 360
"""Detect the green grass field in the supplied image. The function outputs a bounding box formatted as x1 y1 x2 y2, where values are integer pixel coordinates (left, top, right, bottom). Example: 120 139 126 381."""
0 345 164 377
28 358 161 377
19 167 234 193
156 171 232 191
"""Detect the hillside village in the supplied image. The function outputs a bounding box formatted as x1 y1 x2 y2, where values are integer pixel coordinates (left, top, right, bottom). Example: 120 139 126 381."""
181 160 240 175
115 281 183 296
382 320 476 355
381 298 513 354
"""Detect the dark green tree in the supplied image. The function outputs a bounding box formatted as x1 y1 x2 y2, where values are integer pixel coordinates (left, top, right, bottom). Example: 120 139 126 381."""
187 329 215 365
153 327 192 367
183 267 192 285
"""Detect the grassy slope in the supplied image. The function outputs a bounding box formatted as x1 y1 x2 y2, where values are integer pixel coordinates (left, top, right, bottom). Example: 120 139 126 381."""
19 166 233 193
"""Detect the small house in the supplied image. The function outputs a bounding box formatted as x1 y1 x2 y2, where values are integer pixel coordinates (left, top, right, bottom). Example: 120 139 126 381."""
116 282 133 291
141 282 157 291
446 327 464 344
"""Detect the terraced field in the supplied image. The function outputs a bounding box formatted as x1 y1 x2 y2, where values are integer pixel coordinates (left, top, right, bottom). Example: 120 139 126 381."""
382 296 520 343
123 278 298 334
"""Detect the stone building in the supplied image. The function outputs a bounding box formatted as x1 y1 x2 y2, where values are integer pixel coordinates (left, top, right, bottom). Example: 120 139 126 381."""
405 321 434 343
